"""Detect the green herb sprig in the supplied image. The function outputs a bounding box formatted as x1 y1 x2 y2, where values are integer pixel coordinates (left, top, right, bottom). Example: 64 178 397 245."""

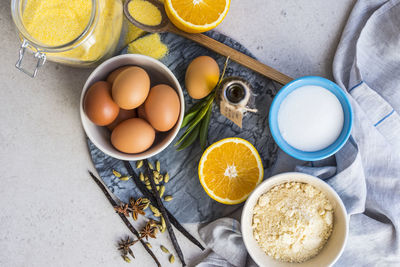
175 57 230 151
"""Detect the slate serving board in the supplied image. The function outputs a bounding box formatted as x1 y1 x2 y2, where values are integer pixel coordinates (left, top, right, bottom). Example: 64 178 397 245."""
88 31 279 223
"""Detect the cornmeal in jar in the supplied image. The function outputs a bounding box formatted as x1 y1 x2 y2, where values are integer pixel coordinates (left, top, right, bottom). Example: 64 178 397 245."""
22 0 122 63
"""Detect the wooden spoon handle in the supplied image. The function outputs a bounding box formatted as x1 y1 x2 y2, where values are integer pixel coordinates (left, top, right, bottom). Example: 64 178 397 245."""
169 28 293 85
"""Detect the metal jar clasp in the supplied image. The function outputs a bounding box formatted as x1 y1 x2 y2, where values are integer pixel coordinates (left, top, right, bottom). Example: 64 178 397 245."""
15 40 46 78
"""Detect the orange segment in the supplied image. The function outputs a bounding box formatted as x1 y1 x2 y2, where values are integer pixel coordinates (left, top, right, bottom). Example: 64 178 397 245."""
165 0 231 33
198 138 264 204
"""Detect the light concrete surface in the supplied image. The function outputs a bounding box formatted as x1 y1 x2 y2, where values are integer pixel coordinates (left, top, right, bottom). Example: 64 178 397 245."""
0 0 355 266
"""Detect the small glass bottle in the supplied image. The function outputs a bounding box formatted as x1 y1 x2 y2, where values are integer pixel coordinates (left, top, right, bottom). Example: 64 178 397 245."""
218 77 257 128
219 77 252 106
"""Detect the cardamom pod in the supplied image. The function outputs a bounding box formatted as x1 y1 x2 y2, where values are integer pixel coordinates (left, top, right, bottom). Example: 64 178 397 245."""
146 185 152 190
146 242 152 249
123 255 131 263
164 195 173 202
158 175 164 183
145 180 150 186
169 254 175 263
164 173 170 183
112 169 121 178
161 216 166 230
139 172 145 182
156 160 161 172
148 161 154 170
153 170 159 178
149 219 159 227
136 160 143 169
142 198 149 204
160 245 169 254
159 185 165 198
150 205 160 214
119 176 131 181
157 220 165 232
154 178 159 185
142 202 150 210
156 185 160 191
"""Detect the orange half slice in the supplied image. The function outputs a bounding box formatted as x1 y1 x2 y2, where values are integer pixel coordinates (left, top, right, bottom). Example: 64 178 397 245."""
165 0 231 33
198 138 264 204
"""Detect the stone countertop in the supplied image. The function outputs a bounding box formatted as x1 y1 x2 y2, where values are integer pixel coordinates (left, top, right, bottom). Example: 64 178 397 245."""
0 0 355 266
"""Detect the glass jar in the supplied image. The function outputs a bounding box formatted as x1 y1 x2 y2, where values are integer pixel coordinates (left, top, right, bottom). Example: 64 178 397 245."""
11 0 123 77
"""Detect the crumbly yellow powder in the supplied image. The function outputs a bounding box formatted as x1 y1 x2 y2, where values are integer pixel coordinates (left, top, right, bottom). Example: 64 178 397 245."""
252 182 334 263
23 0 92 46
22 0 122 63
128 0 162 26
127 33 168 59
125 22 146 45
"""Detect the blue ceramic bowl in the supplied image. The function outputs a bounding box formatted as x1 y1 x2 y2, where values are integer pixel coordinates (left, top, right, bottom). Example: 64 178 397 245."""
269 76 353 161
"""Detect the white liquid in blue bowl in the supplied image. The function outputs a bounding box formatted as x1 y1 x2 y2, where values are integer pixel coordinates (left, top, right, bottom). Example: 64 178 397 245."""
277 85 344 152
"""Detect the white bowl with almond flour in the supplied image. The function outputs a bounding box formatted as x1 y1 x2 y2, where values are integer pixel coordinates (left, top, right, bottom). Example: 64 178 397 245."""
241 172 348 267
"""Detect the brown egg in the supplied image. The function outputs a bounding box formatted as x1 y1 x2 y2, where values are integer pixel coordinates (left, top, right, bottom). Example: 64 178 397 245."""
137 104 147 120
144 84 181 132
185 56 220 99
84 81 119 126
107 108 137 131
106 66 131 84
111 118 155 153
112 66 150 109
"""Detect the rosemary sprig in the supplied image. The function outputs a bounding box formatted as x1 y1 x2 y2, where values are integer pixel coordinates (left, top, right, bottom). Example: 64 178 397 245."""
176 57 230 151
123 161 205 251
144 159 186 266
88 171 161 267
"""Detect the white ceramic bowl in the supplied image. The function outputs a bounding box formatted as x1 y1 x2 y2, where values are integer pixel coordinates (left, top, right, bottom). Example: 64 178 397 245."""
80 54 184 161
241 172 348 267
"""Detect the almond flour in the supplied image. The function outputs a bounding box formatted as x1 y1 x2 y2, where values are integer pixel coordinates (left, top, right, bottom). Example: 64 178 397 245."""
252 182 334 263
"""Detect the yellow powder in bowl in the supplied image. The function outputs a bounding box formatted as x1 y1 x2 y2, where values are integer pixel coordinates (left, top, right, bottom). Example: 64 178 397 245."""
127 33 168 59
128 0 162 26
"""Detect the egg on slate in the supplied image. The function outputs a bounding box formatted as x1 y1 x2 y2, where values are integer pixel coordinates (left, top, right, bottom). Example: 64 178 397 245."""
111 118 155 153
112 66 150 109
106 66 131 84
107 108 137 131
185 56 220 99
84 81 119 126
145 84 180 132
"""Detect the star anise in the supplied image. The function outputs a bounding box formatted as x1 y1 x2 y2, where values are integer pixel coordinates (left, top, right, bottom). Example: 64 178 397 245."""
129 197 146 221
140 221 158 240
114 202 132 217
118 236 137 259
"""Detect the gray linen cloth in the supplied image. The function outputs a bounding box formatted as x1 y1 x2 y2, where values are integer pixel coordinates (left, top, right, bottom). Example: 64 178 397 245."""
198 0 400 266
